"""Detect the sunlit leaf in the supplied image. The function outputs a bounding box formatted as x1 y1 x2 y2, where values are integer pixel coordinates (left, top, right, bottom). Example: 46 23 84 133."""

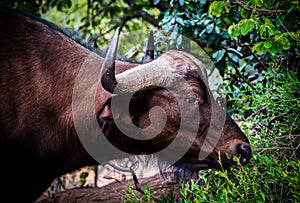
228 52 240 62
206 23 214 33
153 0 160 5
264 39 273 48
212 49 226 62
241 20 251 36
179 0 185 6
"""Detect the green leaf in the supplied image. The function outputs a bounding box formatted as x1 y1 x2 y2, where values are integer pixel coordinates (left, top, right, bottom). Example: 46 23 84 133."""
212 49 226 62
282 43 290 50
153 0 160 5
177 35 182 46
228 25 234 35
259 25 267 39
269 42 279 54
241 20 251 36
203 19 211 26
215 26 220 34
248 20 255 32
239 8 249 18
232 26 240 37
176 17 185 25
252 42 264 54
179 0 185 6
288 4 296 13
281 37 291 50
276 14 285 26
209 1 224 17
267 24 277 35
264 39 273 48
260 191 266 202
227 47 243 58
206 23 214 33
228 53 240 62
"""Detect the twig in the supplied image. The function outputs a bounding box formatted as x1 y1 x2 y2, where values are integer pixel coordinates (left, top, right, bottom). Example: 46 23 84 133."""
244 44 268 71
226 38 268 71
106 162 159 201
79 0 115 30
93 15 132 43
224 47 256 89
233 64 256 89
232 0 287 15
102 175 130 187
130 169 159 202
275 12 300 41
267 109 293 128
106 162 132 173
134 10 159 27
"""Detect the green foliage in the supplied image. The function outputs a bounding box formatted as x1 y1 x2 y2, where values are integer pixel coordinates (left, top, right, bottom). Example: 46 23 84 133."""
226 67 300 141
0 0 72 15
209 1 230 17
180 157 300 202
223 67 299 202
1 0 160 47
160 0 300 86
123 66 300 202
122 181 156 203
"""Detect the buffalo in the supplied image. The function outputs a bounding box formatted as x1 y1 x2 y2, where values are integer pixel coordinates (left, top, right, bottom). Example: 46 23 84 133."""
0 7 251 202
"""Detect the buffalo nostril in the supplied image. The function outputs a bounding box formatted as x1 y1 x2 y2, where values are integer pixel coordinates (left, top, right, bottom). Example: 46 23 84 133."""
237 144 252 165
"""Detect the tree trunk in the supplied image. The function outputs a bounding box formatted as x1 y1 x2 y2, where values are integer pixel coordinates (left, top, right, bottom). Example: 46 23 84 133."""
35 174 178 203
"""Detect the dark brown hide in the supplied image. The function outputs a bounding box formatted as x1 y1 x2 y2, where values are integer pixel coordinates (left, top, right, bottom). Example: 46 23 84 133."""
0 8 134 202
0 7 251 203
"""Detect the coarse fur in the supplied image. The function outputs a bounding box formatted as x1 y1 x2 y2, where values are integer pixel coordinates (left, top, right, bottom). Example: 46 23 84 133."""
0 7 251 202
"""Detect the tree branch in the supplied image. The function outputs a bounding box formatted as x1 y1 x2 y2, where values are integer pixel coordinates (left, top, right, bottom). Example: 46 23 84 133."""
232 0 287 15
79 0 115 30
130 169 159 202
226 38 268 71
134 10 159 27
224 48 256 89
242 42 268 71
93 14 132 43
106 162 159 201
267 110 293 129
152 1 170 11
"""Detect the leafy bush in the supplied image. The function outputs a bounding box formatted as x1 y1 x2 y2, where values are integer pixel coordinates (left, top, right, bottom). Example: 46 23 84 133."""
160 0 300 85
180 157 300 203
122 181 155 203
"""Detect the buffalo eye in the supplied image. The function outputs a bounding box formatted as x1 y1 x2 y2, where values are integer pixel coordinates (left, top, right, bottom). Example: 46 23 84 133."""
186 94 198 105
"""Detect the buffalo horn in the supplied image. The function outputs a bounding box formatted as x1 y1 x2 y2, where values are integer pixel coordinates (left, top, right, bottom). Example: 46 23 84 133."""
100 27 120 93
142 30 154 64
115 55 175 93
102 29 175 94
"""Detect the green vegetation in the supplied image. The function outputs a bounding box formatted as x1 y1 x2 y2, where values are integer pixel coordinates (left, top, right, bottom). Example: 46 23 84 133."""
177 67 300 202
123 67 300 202
1 0 299 202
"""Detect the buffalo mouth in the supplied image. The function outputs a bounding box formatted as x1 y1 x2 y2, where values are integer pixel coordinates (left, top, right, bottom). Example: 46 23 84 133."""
173 156 221 171
158 156 241 183
169 151 252 176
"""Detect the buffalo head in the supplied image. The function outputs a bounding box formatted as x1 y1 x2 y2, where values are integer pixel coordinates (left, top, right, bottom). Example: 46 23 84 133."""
96 28 252 172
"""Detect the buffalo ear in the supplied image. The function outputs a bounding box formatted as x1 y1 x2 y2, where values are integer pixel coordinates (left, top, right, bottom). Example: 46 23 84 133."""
143 30 154 64
98 96 135 126
98 98 120 120
99 103 113 119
